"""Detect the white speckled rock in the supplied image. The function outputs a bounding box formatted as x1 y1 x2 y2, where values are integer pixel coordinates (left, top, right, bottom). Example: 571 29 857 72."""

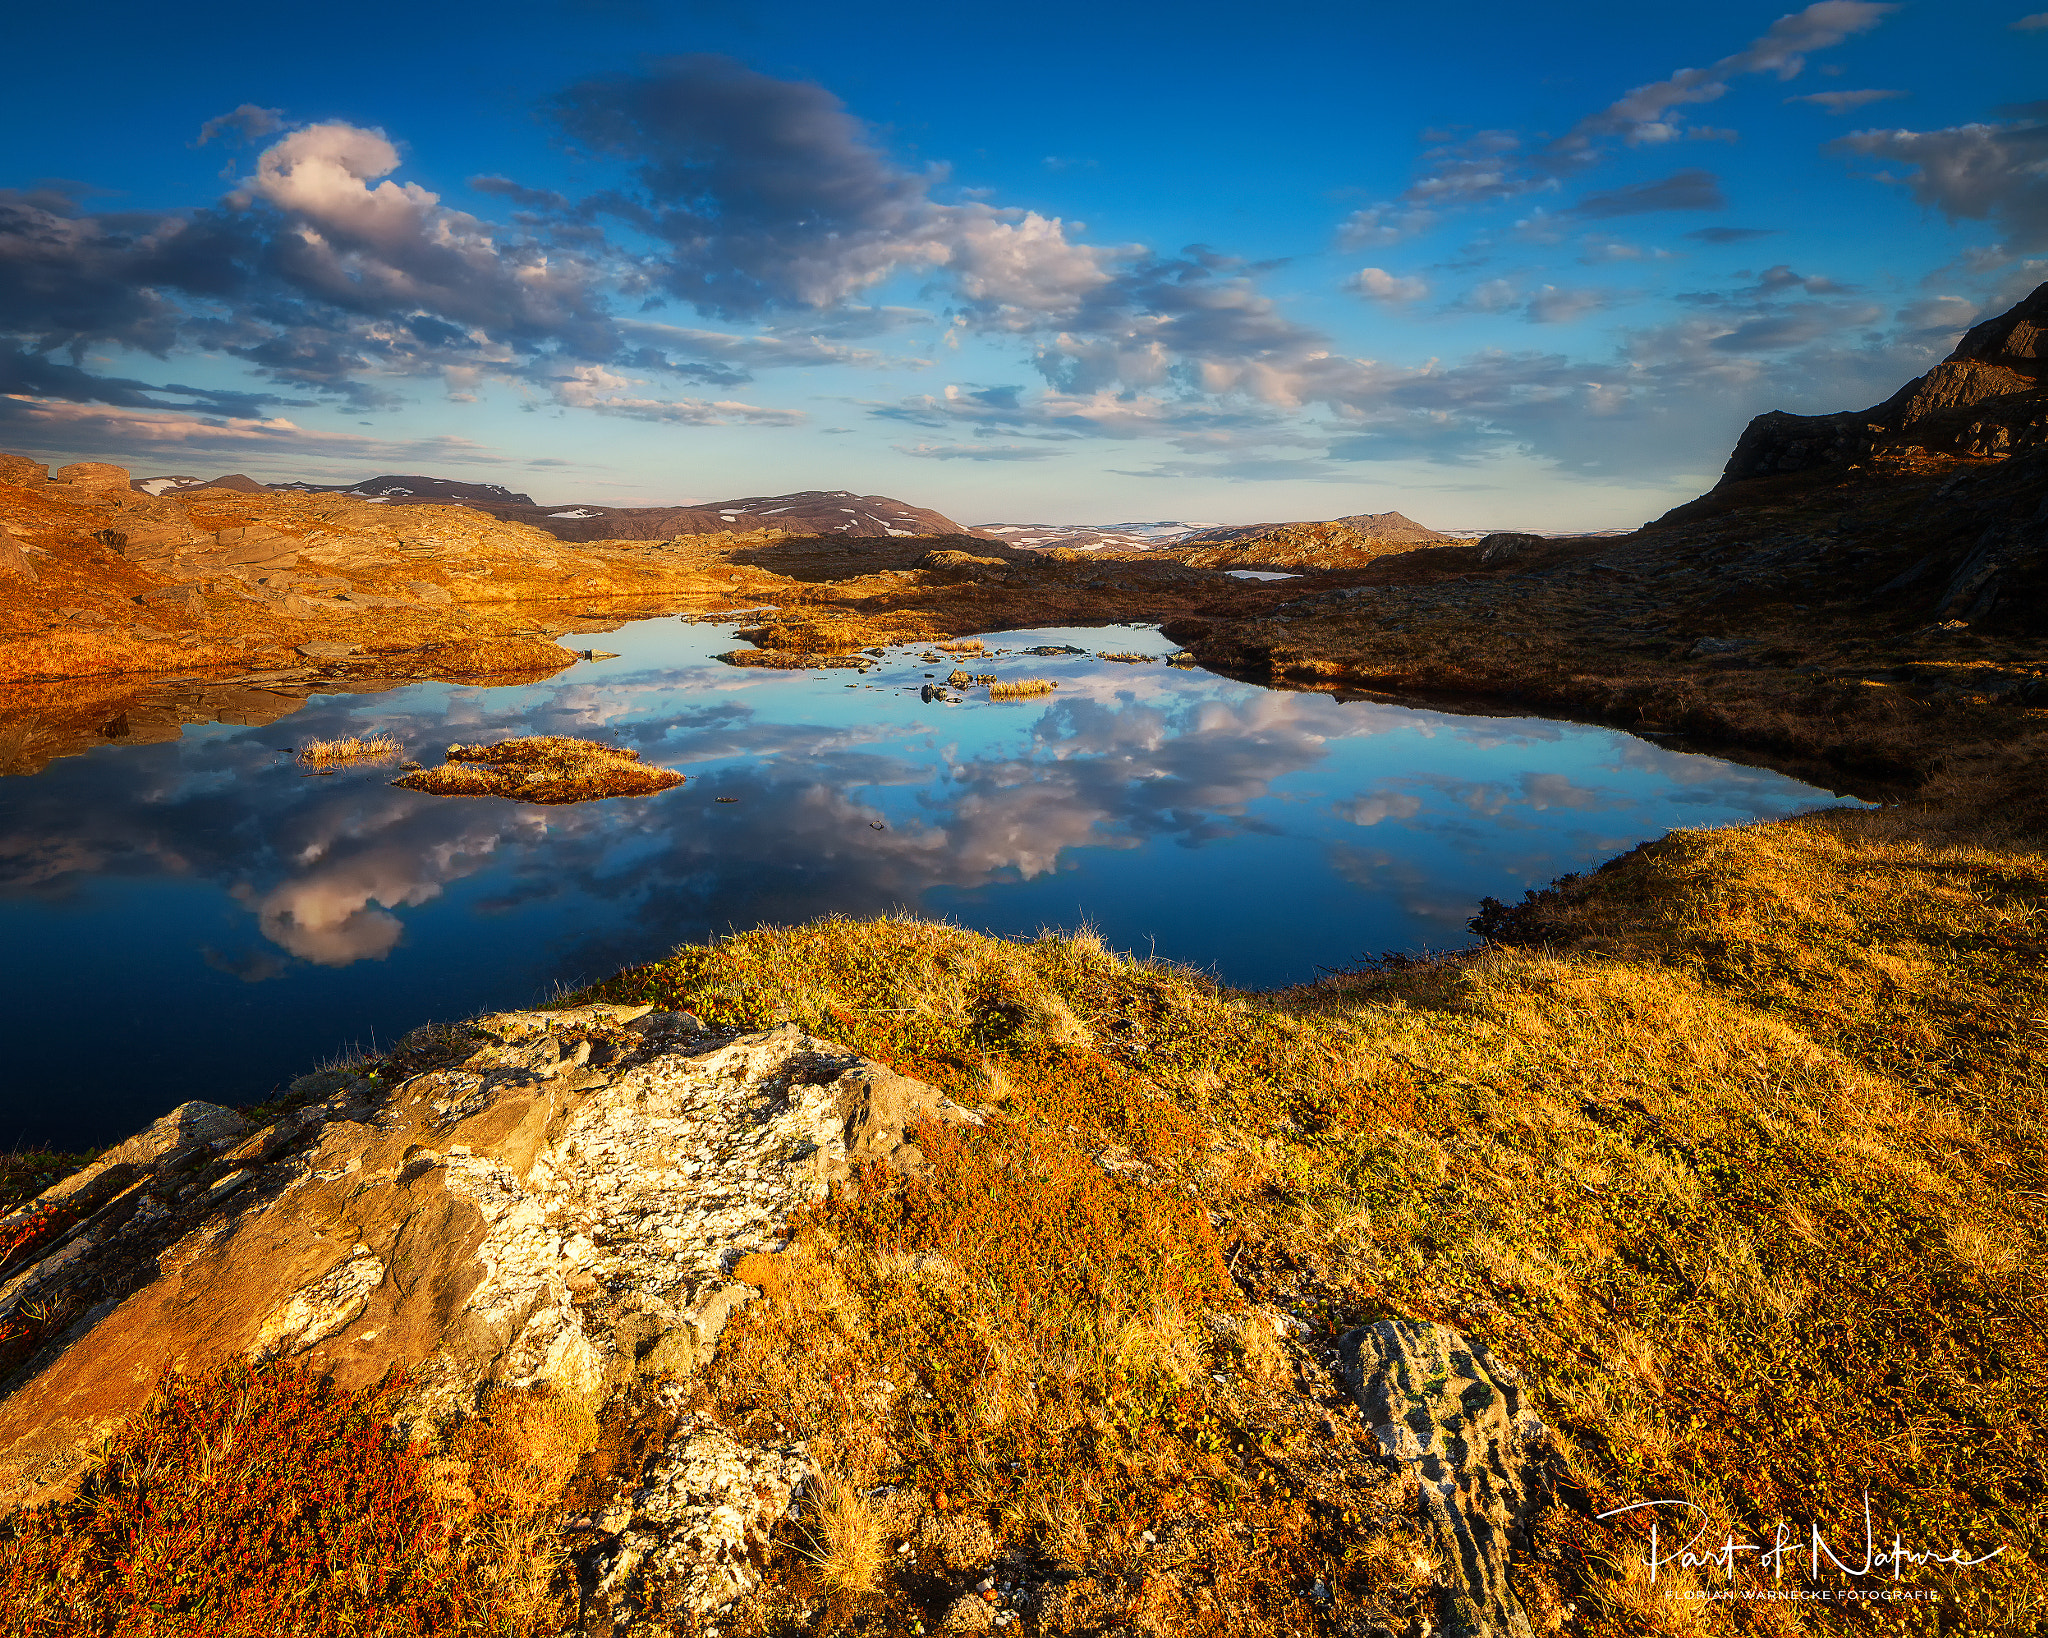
0 1006 979 1625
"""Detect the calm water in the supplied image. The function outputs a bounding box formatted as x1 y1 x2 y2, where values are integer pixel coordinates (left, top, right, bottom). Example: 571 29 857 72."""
2 616 1854 1149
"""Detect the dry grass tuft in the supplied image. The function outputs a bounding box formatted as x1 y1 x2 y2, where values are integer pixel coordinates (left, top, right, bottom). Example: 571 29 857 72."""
797 1476 886 1596
297 732 402 765
391 736 684 805
988 677 1056 700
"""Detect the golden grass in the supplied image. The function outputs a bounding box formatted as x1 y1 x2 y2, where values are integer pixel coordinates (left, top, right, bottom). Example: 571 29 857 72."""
573 814 2048 1633
797 1476 886 1596
297 732 402 766
988 678 1056 700
391 736 684 805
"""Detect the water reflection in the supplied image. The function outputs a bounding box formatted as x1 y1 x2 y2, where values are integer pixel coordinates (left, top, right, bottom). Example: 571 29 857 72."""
0 619 1852 1147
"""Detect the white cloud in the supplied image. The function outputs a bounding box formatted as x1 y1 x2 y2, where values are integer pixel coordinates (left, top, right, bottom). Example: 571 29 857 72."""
1834 119 2048 250
1348 267 1431 302
1526 285 1619 324
545 364 802 424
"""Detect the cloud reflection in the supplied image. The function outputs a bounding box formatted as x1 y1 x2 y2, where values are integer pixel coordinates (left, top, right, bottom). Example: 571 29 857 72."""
0 640 1846 988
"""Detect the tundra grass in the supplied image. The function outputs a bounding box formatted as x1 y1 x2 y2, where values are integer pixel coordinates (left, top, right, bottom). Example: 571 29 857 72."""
578 803 2047 1635
297 732 402 765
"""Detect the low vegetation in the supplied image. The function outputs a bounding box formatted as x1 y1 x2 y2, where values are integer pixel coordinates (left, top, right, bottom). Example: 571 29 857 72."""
297 732 402 766
0 1363 592 1638
562 800 2046 1633
391 736 685 805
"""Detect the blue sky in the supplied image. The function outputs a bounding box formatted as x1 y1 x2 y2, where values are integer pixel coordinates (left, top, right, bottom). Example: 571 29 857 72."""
2 0 2043 526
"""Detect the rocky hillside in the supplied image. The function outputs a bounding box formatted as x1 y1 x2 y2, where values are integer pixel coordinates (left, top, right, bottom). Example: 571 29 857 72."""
473 489 974 544
1179 510 1451 548
134 473 976 544
139 473 540 506
1720 280 2047 482
973 521 1209 551
1162 517 1462 573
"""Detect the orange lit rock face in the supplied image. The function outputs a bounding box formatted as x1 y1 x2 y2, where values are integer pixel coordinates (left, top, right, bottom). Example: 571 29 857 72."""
0 1010 972 1604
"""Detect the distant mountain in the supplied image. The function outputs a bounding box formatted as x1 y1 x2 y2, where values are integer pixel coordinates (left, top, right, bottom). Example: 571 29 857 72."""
1178 510 1451 547
128 472 970 542
473 490 974 542
974 521 1210 552
133 473 271 496
134 472 537 505
974 511 1454 553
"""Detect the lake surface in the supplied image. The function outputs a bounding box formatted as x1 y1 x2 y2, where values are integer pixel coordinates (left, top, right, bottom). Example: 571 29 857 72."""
1 615 1855 1149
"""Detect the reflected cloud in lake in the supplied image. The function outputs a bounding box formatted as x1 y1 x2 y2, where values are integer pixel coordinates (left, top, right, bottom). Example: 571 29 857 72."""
0 618 1856 1146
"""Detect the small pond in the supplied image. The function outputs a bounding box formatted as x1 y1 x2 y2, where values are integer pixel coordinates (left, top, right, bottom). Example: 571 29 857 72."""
1 615 1857 1148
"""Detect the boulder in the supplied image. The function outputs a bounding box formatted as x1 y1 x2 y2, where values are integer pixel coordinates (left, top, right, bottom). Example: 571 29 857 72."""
132 585 206 621
1475 532 1545 566
0 532 36 584
1337 1320 1548 1638
51 462 131 491
210 525 302 567
0 454 46 487
0 1016 979 1531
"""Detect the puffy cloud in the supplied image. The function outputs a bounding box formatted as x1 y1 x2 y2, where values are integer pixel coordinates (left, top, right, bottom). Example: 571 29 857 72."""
238 124 615 351
1786 88 1906 113
1526 285 1621 323
1833 118 2048 250
196 104 286 147
2013 12 2048 29
1335 204 1436 247
1570 168 1728 218
1348 267 1430 302
0 190 252 357
1335 793 1423 826
551 56 1128 327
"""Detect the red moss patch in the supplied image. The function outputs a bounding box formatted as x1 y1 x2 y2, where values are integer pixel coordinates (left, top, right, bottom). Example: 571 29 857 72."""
0 1362 482 1637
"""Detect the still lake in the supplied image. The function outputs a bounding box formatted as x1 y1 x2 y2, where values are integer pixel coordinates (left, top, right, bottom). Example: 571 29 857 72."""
2 615 1855 1149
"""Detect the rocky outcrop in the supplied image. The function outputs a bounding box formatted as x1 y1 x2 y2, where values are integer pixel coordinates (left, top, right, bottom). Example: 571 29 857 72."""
1723 280 2048 482
1474 532 1545 565
0 1007 980 1612
1338 1320 1549 1638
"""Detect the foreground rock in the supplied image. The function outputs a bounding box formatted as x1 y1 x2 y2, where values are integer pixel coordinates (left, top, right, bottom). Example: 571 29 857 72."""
0 1008 978 1614
1339 1320 1550 1638
392 735 687 804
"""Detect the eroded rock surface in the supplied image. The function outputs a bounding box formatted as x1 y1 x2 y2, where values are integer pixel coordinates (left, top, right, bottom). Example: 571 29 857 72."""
0 1008 979 1615
1338 1319 1548 1638
591 1397 816 1624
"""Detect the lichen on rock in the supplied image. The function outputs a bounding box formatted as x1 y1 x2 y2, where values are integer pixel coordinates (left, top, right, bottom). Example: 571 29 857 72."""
0 1008 978 1620
1338 1319 1550 1638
